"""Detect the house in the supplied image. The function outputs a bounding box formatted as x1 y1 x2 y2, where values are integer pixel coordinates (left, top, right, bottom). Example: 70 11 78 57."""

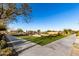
47 31 58 35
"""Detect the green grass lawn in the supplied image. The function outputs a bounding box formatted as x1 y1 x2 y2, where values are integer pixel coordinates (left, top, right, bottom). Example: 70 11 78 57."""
16 35 65 46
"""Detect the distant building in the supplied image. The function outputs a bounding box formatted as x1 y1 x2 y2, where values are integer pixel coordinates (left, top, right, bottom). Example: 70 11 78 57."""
47 31 58 35
32 34 41 37
26 30 41 36
41 34 49 36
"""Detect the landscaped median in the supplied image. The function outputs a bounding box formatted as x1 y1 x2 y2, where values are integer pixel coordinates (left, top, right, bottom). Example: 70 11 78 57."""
16 35 65 46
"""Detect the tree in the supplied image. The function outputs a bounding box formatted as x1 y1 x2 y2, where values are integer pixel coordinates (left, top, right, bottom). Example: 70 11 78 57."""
0 3 32 56
0 3 32 35
0 3 32 24
17 28 23 32
64 29 73 35
37 29 41 34
68 29 73 33
47 30 52 32
64 29 69 35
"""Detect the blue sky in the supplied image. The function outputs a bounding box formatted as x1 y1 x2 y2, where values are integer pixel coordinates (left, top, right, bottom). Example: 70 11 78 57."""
8 3 79 31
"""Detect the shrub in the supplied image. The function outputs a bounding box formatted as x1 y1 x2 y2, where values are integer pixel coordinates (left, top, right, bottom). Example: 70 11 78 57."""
0 34 17 56
0 40 7 49
0 48 13 56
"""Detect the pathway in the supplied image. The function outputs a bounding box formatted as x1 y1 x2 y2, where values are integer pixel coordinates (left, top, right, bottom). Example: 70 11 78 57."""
5 35 37 53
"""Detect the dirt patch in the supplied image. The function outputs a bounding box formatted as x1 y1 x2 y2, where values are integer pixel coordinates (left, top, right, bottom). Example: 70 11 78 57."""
71 46 79 56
